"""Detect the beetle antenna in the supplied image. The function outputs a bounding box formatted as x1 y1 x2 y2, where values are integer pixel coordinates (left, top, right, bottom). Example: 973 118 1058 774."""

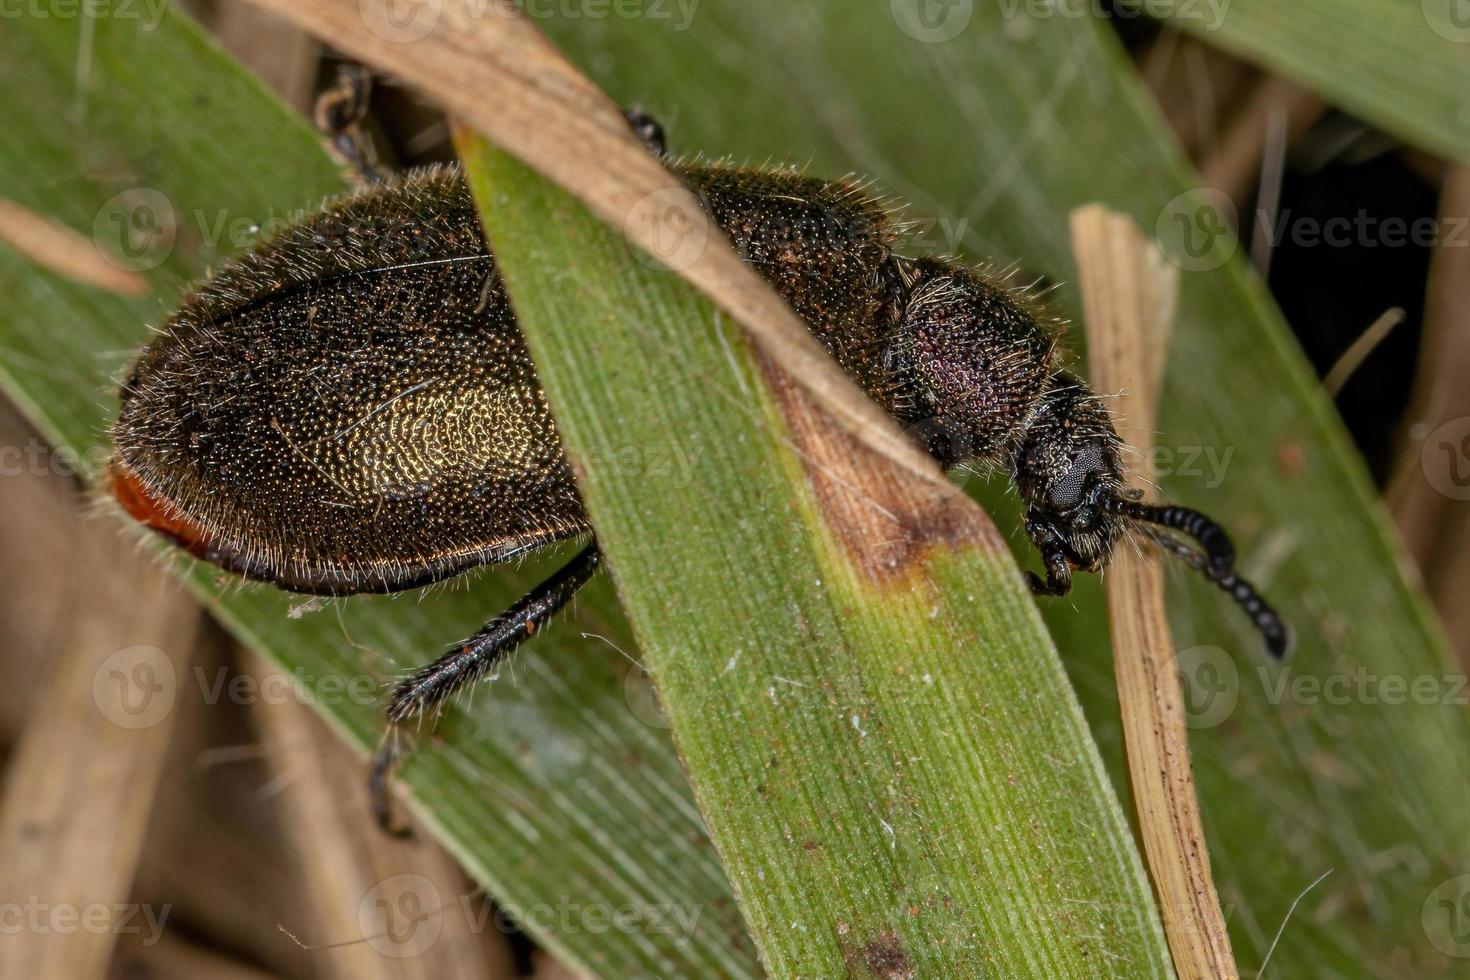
1107 497 1236 574
1140 527 1292 659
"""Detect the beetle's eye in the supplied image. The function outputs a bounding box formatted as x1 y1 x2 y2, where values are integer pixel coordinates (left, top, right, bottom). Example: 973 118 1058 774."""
1049 444 1105 509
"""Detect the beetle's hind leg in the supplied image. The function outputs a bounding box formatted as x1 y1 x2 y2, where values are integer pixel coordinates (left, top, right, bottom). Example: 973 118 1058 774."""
370 542 603 834
314 62 390 184
623 108 667 157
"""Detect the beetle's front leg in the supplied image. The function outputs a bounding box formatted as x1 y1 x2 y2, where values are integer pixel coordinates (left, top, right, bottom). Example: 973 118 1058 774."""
1024 518 1073 597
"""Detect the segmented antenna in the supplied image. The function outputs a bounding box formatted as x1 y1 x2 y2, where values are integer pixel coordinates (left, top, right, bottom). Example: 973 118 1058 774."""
1144 529 1292 659
1107 498 1236 574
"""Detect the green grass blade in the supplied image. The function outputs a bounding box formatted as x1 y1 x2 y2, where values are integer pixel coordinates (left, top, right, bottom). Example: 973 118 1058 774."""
1141 0 1470 161
0 11 754 975
527 3 1470 975
464 135 1173 979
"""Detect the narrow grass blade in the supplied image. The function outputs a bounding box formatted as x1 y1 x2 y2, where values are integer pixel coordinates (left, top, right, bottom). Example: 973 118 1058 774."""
464 134 1173 978
1141 0 1470 161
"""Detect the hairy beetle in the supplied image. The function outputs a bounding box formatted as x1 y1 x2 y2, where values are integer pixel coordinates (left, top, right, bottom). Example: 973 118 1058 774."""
110 75 1287 828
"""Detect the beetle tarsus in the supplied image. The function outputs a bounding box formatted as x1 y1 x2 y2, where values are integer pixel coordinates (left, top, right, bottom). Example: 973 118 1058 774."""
623 108 667 157
368 543 603 833
1024 521 1074 597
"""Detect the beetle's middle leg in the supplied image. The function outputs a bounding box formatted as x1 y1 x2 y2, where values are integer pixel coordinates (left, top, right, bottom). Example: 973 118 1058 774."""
370 542 603 833
314 62 390 183
622 108 668 157
314 66 666 184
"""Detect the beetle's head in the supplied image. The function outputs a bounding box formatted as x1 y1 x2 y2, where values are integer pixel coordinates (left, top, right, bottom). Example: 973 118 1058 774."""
1012 371 1129 572
889 259 1290 657
1014 372 1292 658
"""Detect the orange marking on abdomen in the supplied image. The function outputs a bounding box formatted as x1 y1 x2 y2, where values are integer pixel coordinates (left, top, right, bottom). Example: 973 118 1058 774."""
108 460 217 560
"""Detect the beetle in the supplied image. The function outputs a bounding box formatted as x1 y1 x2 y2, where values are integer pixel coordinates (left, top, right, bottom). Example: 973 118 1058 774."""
109 71 1288 829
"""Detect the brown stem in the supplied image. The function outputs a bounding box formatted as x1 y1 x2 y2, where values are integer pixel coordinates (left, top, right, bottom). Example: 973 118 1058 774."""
1070 204 1238 980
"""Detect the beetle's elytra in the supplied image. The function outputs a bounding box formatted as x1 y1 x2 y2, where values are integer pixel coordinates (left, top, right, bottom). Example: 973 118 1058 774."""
110 94 1287 828
113 169 580 595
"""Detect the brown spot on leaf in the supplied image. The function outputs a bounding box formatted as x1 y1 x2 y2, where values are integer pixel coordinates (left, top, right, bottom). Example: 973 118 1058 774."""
756 353 1004 587
1275 437 1306 478
845 929 915 979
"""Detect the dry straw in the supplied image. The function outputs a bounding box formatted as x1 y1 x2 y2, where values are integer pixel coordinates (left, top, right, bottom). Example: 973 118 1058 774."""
1071 203 1237 980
